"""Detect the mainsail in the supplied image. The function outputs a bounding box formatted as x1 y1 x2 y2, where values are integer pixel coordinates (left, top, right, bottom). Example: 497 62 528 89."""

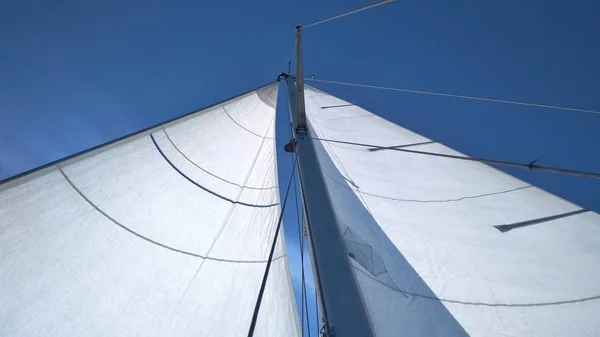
303 84 600 336
0 83 300 336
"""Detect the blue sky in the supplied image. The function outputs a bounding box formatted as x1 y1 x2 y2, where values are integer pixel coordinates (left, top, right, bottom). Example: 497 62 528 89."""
1 1 599 336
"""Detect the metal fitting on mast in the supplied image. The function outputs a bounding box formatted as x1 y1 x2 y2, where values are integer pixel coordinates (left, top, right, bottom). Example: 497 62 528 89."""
294 26 307 133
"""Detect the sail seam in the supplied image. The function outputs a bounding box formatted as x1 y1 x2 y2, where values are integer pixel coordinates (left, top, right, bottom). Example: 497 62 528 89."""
222 105 274 140
58 168 283 263
354 266 600 307
151 134 278 208
162 129 277 190
307 117 533 202
324 171 533 203
184 116 279 297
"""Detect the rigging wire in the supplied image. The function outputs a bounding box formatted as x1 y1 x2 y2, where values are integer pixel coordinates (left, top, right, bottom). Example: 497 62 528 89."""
306 77 600 115
312 137 600 179
302 0 395 29
247 155 299 337
288 36 297 75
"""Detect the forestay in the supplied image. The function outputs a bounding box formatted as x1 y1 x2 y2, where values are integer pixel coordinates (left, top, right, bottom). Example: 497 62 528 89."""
304 85 600 336
0 83 300 337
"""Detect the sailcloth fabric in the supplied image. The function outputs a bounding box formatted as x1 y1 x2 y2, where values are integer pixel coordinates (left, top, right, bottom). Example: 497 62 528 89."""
304 85 600 336
0 83 300 336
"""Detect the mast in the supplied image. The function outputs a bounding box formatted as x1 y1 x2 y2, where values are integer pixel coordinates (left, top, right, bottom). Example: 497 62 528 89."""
294 26 307 132
285 26 374 337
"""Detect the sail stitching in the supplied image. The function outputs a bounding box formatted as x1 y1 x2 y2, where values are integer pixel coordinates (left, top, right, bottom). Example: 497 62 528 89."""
324 171 533 203
150 134 278 208
354 267 600 307
308 110 533 202
162 129 277 190
222 105 274 140
57 168 283 263
183 116 279 298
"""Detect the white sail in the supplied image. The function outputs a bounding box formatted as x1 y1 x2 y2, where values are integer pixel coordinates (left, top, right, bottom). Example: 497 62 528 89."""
304 85 600 336
0 83 300 337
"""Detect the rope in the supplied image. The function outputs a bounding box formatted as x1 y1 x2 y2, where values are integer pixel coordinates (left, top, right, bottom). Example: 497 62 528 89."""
302 0 394 29
247 155 299 337
306 78 600 115
312 137 600 179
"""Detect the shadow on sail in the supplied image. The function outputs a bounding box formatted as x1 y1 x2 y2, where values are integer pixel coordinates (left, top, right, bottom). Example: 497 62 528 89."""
310 132 469 336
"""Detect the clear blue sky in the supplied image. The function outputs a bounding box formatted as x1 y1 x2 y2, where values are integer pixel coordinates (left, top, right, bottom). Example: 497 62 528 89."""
2 1 599 336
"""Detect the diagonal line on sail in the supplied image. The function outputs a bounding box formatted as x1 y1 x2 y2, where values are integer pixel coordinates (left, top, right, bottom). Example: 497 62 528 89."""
181 116 280 299
306 77 600 115
368 141 435 152
150 134 278 208
247 154 299 337
314 114 375 122
320 104 354 109
353 265 600 307
222 105 274 140
307 127 533 202
494 209 590 233
324 170 533 203
312 136 600 179
162 129 277 190
58 168 283 263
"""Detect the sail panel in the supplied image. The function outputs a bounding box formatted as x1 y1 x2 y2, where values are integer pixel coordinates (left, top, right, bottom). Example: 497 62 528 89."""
0 82 299 336
163 100 270 188
304 85 600 336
